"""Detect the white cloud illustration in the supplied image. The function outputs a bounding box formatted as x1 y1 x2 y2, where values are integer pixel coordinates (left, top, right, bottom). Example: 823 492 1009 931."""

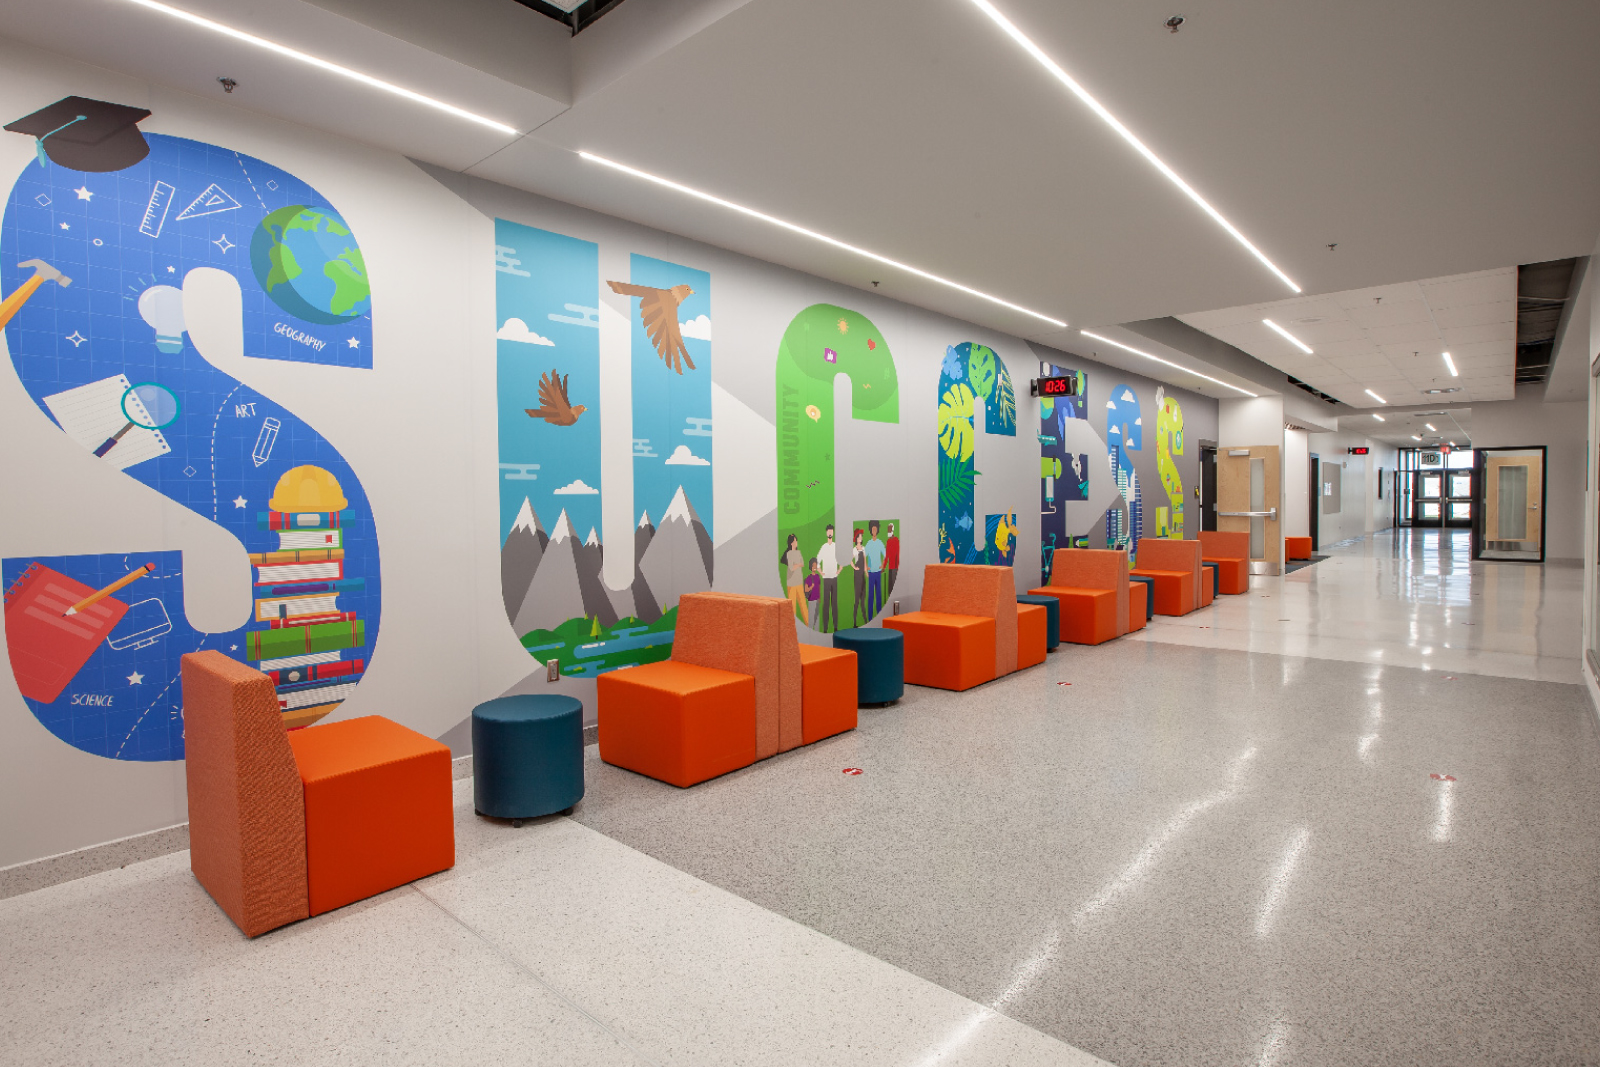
552 478 599 495
497 317 555 345
1105 399 1116 409
679 314 712 341
1121 388 1137 402
663 444 710 466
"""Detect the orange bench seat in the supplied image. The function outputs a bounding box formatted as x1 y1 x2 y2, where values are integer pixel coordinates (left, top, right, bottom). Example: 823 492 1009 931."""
597 660 756 788
1129 568 1194 616
798 644 857 745
1127 582 1147 631
1198 531 1251 594
883 611 996 691
1286 536 1313 561
1016 603 1047 669
1026 586 1119 644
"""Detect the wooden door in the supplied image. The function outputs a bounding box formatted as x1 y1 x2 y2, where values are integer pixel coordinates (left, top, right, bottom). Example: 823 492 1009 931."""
1218 445 1281 573
1484 452 1543 555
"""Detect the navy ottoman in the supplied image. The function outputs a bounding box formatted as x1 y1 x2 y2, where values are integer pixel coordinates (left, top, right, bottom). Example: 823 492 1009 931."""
1129 575 1156 620
1016 594 1060 651
832 627 903 705
1201 561 1218 599
472 694 584 826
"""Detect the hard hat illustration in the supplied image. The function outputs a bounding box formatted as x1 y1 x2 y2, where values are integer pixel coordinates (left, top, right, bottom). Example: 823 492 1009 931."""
268 464 348 513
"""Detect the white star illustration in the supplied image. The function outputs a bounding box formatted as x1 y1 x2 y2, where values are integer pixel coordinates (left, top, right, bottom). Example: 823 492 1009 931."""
74 185 93 201
230 645 238 652
232 495 247 509
346 337 361 349
127 670 144 685
214 234 234 253
65 331 86 347
166 266 176 273
59 222 69 230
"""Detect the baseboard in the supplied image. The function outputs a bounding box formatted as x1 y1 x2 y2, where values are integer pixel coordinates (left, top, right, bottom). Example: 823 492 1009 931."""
0 753 478 901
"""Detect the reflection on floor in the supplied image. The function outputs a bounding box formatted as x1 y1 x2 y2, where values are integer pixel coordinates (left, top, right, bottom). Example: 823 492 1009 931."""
4 528 1596 1067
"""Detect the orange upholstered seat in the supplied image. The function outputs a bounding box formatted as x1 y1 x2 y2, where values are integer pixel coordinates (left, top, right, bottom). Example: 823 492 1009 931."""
797 644 857 744
181 651 455 938
1029 548 1132 644
1133 539 1204 616
1286 536 1313 561
672 592 801 756
598 659 756 787
921 564 1019 677
287 716 454 916
883 611 995 690
1198 531 1251 594
1016 603 1048 669
1126 582 1148 631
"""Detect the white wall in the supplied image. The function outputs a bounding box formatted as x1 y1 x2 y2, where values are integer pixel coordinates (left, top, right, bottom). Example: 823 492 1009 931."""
1472 390 1587 562
1305 431 1396 547
1283 429 1310 539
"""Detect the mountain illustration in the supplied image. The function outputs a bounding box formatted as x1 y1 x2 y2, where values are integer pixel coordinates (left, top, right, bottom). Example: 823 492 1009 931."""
513 508 585 636
638 486 713 615
501 497 547 622
632 509 661 622
574 524 618 628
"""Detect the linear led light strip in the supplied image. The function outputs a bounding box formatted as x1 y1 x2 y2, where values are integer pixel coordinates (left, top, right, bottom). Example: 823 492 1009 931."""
1442 351 1458 377
580 152 1067 327
119 0 519 135
1079 330 1258 396
1365 389 1386 404
1262 318 1312 354
967 0 1300 294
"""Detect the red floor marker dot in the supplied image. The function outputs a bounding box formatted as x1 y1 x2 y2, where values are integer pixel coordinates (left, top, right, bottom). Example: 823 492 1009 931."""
1430 773 1457 781
1057 681 1072 686
842 767 863 776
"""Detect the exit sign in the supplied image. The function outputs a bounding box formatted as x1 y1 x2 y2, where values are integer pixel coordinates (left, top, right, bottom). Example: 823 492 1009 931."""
1347 446 1370 455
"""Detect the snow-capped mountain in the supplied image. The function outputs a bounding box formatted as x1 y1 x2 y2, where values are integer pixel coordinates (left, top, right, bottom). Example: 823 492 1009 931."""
639 486 714 614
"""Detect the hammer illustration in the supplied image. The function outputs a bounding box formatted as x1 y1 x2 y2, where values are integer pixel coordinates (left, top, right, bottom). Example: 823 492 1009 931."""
0 259 72 331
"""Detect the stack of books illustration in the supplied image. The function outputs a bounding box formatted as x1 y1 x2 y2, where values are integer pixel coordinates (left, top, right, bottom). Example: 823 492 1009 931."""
245 465 364 728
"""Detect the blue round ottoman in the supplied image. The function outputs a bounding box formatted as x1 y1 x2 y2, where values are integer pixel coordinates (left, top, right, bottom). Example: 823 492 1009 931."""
832 627 903 705
1202 561 1219 598
1016 594 1060 651
472 694 584 825
1129 575 1156 620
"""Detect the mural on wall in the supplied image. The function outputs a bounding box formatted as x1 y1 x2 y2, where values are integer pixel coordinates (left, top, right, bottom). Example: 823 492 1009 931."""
1154 386 1186 538
775 304 899 633
937 342 1017 567
1039 363 1089 582
1105 385 1143 558
0 97 381 760
495 221 713 675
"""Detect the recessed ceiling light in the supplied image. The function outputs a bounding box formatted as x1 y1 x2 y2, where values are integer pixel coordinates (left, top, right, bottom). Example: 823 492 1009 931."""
1424 423 1436 431
965 0 1300 293
119 0 519 134
580 152 1067 327
1372 413 1385 421
1365 389 1386 404
1292 316 1324 325
1411 435 1421 441
1262 319 1313 355
1442 351 1458 377
1079 330 1258 396
1423 387 1461 394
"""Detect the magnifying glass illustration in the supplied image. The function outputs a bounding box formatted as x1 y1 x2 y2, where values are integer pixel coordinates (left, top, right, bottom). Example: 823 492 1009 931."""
93 382 180 457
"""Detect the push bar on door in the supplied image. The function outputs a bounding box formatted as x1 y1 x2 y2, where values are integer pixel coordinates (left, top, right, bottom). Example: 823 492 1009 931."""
1218 508 1278 520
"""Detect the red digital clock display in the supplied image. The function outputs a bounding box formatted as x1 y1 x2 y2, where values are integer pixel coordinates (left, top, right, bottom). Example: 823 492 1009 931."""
1038 376 1074 397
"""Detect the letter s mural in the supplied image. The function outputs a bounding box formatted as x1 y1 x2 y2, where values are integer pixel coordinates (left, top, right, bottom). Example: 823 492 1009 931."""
0 99 380 760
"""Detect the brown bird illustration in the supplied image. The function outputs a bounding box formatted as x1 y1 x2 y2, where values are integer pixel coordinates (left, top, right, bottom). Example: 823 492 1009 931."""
607 280 697 374
525 370 587 426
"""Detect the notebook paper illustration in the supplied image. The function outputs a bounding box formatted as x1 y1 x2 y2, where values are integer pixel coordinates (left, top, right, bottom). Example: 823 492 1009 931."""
3 564 129 702
42 375 171 470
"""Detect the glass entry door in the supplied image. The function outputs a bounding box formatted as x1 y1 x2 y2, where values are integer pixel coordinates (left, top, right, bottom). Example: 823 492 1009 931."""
1475 448 1545 561
1445 470 1473 528
1414 470 1444 527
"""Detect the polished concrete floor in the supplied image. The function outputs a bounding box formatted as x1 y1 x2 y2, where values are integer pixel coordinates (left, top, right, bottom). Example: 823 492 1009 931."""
4 529 1597 1066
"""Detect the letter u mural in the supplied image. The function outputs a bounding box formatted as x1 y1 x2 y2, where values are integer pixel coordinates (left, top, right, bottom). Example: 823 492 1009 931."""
495 220 713 675
0 107 380 760
937 342 1018 566
774 305 899 633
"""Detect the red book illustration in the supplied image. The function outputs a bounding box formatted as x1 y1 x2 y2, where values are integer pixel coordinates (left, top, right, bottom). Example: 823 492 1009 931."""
268 610 357 629
3 563 129 702
266 659 364 686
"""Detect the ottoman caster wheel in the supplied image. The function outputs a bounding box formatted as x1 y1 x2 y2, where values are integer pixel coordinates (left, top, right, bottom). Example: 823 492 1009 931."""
562 806 575 816
512 819 524 828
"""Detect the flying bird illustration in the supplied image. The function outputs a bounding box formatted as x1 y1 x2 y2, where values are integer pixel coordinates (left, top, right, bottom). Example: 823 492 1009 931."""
607 280 697 374
525 370 587 426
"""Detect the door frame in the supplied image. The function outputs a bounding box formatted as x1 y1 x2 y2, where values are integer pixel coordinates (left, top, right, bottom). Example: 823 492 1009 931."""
1309 453 1320 549
1471 445 1548 562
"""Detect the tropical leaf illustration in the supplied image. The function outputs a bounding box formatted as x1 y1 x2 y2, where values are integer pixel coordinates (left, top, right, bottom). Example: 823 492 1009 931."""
968 345 997 401
992 368 1016 433
938 456 977 511
938 382 976 461
940 345 965 382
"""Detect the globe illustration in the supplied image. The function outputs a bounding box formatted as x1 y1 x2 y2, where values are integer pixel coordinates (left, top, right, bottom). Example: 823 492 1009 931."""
250 205 371 325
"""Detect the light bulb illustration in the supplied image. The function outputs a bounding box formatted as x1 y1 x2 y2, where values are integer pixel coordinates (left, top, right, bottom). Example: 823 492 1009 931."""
137 284 186 354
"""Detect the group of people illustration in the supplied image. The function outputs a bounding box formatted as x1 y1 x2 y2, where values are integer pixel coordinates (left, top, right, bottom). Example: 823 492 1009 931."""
782 520 899 632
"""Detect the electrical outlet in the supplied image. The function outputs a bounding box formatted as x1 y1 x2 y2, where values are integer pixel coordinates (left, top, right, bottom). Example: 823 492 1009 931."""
547 659 560 682
893 600 900 616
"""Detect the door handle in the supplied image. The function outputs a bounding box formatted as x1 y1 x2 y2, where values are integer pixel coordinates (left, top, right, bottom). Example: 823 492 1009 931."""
1218 508 1278 520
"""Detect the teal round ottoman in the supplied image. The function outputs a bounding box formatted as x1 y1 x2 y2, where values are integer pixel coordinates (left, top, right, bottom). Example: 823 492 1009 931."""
832 627 903 705
1129 575 1155 620
1016 594 1059 651
1202 561 1219 598
472 694 584 826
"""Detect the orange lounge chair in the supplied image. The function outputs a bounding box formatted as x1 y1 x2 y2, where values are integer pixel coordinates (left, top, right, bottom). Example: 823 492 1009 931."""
1286 536 1313 561
599 592 856 786
1198 531 1251 595
885 563 1032 689
1028 548 1131 644
1132 538 1203 616
1126 581 1148 631
181 651 454 938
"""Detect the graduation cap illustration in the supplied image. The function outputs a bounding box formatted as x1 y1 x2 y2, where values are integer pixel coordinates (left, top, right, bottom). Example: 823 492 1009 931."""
4 96 151 172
